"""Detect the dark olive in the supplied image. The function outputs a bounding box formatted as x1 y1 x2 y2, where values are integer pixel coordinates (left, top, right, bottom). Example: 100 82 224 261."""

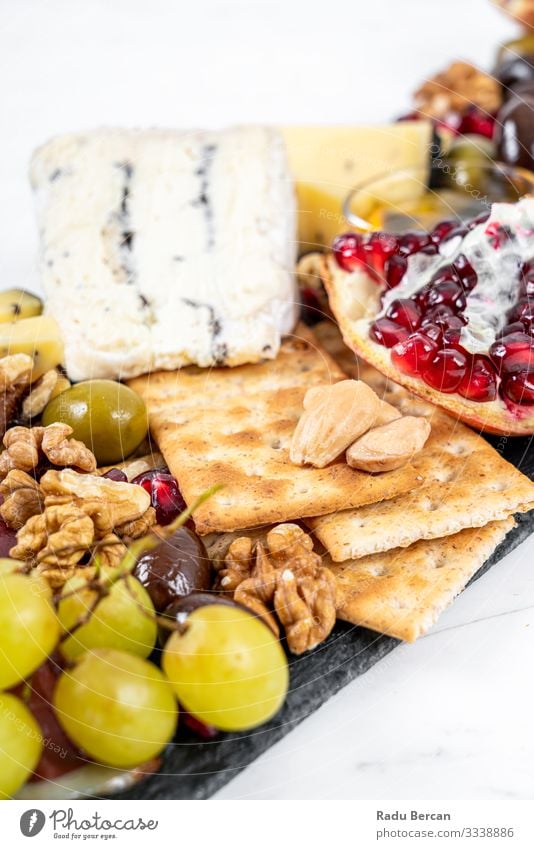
496 54 534 96
133 527 212 612
495 86 534 171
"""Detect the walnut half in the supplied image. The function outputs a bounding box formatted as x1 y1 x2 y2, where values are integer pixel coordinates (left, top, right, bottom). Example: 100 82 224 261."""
216 524 337 655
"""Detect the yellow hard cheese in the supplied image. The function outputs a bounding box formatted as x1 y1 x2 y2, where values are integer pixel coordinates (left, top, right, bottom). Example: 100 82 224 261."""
0 289 42 323
0 315 64 379
281 121 433 250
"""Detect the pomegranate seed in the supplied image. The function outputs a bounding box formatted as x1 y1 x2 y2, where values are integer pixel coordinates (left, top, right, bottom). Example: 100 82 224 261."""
468 210 491 229
422 348 468 393
391 333 438 376
102 468 128 483
501 370 534 404
498 321 528 337
426 280 466 312
132 469 186 525
489 332 533 371
300 287 323 326
332 232 366 272
418 242 439 257
458 108 496 139
421 304 456 324
420 322 443 343
369 318 409 348
510 298 534 324
398 232 431 256
502 348 534 374
385 254 408 288
385 298 422 330
365 232 399 274
520 267 534 297
485 222 514 250
431 220 458 244
442 224 468 243
430 265 459 286
457 355 498 402
452 254 478 290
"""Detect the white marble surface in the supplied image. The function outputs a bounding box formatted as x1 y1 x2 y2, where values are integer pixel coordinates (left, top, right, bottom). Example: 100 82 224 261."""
1 0 533 801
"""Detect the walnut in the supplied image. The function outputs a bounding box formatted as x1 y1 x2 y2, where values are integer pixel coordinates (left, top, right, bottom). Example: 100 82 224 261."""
40 423 96 472
217 524 337 654
21 370 69 421
11 503 95 569
0 470 44 529
116 506 157 540
11 468 152 582
0 423 97 480
40 469 151 532
414 61 502 119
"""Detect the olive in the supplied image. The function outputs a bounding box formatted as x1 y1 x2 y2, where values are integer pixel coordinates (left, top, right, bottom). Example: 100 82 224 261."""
496 54 534 96
133 527 212 613
495 85 534 172
439 136 496 195
42 379 148 465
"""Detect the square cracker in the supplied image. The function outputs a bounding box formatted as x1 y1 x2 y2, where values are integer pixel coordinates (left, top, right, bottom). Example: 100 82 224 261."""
331 517 516 641
128 325 423 534
308 323 534 561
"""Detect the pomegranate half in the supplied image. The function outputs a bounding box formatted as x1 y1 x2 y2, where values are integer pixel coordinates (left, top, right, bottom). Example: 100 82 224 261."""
322 198 534 435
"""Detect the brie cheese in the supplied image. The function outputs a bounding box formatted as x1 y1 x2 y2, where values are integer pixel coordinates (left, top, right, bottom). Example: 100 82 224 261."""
30 127 298 380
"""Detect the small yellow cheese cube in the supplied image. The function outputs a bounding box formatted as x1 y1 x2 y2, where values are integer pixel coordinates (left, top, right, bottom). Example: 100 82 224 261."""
0 315 64 380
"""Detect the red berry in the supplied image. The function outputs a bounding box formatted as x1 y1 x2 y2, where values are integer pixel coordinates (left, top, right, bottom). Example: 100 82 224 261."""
369 318 409 348
431 220 458 244
385 254 408 288
422 348 468 393
385 298 422 330
458 108 496 139
332 232 366 272
391 332 438 376
398 232 431 256
457 355 497 402
132 469 186 525
501 370 534 405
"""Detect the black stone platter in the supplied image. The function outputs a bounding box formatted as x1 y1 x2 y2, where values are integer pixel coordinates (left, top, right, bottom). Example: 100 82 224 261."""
113 432 534 801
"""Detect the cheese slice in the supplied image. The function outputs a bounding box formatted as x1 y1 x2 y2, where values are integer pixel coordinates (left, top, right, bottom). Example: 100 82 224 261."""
30 127 298 381
281 122 433 249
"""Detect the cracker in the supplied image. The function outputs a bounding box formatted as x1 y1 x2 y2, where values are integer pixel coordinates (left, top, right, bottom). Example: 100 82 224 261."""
332 517 516 641
308 323 534 561
129 325 423 534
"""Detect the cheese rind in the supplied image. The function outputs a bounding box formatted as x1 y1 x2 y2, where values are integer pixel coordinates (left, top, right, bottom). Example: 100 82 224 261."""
31 127 298 381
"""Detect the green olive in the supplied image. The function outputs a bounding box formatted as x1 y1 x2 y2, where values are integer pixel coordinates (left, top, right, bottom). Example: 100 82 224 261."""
42 379 148 465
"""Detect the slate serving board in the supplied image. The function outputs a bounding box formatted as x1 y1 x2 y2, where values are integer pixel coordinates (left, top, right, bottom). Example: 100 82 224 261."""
114 433 534 801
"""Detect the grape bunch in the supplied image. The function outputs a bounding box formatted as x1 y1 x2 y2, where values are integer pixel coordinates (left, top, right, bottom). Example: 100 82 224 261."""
0 498 289 798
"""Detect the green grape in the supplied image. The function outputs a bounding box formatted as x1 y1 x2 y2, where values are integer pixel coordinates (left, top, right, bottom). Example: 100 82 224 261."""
0 693 43 798
0 558 25 577
54 649 178 768
162 604 289 731
58 573 157 661
0 572 60 689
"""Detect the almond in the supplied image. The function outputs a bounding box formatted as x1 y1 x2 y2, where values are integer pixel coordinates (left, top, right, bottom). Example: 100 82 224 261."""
290 379 380 468
375 399 402 427
346 415 431 473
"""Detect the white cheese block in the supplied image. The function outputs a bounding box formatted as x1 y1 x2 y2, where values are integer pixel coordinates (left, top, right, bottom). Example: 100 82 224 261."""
30 127 298 380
